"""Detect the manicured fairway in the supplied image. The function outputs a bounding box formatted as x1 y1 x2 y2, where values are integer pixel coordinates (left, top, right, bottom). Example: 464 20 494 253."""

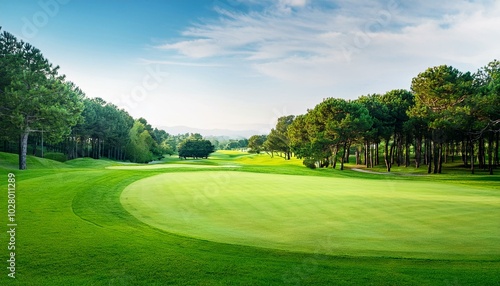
1 151 500 285
107 164 239 170
121 171 500 260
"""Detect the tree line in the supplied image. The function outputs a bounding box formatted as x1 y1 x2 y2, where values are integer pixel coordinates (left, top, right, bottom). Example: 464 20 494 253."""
0 28 210 168
250 63 499 174
2 26 498 173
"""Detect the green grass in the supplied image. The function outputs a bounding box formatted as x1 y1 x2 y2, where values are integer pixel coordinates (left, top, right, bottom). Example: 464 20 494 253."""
121 171 500 260
1 151 500 285
0 152 69 170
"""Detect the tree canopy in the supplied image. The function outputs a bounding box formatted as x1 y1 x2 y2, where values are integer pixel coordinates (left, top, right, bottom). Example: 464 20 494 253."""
178 138 215 159
252 61 500 174
1 27 498 173
0 28 84 169
0 28 183 167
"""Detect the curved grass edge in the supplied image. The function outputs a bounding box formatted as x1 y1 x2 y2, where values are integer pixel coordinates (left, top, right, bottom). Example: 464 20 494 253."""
2 151 500 285
120 170 500 261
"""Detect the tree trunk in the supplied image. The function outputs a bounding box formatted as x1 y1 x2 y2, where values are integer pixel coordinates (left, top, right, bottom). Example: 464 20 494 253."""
81 137 84 158
397 135 403 167
98 138 101 159
375 142 379 166
340 143 347 170
470 139 475 174
384 139 391 172
495 132 499 167
18 135 22 169
423 139 428 166
345 143 351 164
332 145 338 169
100 138 103 159
355 148 360 165
365 141 369 168
444 143 448 164
437 143 443 174
19 130 30 170
451 142 455 163
390 140 395 166
478 138 484 169
415 136 421 168
488 132 494 175
389 142 395 170
462 140 467 167
95 138 99 158
75 137 79 159
427 140 433 174
405 138 410 167
433 141 439 174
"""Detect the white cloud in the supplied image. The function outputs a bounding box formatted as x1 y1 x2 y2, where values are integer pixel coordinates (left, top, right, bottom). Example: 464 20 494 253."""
138 58 227 68
158 0 500 93
276 0 309 13
279 0 308 7
158 39 221 58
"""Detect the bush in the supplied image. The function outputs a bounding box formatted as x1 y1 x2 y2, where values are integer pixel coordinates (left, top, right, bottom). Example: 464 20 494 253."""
248 148 261 154
178 139 215 159
303 159 316 169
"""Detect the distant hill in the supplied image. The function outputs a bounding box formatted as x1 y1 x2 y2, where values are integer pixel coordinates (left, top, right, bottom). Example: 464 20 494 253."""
160 125 270 139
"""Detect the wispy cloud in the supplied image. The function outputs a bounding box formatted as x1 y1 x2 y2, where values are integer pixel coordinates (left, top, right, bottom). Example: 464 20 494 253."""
157 0 500 88
138 58 228 68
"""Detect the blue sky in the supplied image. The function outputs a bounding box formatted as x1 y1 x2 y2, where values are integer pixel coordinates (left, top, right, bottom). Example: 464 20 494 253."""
1 0 499 133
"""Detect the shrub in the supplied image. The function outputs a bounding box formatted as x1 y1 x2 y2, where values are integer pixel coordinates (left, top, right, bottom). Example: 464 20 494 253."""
303 158 316 169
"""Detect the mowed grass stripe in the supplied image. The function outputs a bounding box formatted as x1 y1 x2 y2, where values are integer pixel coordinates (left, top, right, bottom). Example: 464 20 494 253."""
121 171 500 260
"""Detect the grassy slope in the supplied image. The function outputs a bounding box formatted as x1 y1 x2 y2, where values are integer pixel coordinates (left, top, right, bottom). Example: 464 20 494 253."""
0 151 499 285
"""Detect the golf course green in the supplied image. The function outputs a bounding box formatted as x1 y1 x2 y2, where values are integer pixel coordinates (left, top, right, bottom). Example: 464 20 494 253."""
1 150 499 285
121 171 500 259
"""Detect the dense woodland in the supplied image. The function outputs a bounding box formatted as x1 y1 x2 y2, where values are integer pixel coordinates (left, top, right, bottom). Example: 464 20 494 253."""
250 63 500 174
1 27 499 173
0 29 227 168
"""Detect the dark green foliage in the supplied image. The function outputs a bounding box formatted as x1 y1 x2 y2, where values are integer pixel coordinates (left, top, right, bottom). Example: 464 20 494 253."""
264 115 295 159
0 28 84 169
71 97 134 160
178 138 215 159
0 28 178 165
125 120 155 163
409 65 475 173
303 158 316 169
288 99 372 170
248 135 267 153
287 62 499 174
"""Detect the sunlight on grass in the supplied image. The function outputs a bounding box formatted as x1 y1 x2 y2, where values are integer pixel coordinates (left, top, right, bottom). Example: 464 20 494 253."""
2 151 500 285
107 164 239 170
233 152 303 166
121 171 500 260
